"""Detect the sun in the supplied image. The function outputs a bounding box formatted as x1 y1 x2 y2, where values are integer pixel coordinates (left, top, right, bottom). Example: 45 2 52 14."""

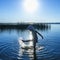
22 0 39 14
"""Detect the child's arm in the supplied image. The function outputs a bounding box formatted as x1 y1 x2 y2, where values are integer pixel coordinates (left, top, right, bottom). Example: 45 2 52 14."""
22 40 32 42
35 31 43 39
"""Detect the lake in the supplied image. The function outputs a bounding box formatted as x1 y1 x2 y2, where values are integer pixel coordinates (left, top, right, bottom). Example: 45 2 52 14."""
0 24 60 60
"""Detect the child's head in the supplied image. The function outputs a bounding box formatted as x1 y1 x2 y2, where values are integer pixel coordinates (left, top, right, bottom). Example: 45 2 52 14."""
27 25 35 31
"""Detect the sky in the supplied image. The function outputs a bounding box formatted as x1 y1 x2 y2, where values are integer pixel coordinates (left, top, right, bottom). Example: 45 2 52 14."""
0 0 60 23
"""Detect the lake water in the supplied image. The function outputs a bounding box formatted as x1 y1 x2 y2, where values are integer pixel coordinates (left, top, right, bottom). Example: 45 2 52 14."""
0 24 60 60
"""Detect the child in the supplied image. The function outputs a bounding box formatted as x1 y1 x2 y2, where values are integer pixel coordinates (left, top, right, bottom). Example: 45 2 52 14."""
27 25 43 49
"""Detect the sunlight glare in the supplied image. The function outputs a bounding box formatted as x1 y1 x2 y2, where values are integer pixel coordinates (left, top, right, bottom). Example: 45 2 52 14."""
29 31 33 40
22 0 39 14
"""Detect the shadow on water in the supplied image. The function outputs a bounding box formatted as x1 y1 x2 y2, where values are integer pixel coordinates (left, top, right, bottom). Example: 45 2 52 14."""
0 23 51 60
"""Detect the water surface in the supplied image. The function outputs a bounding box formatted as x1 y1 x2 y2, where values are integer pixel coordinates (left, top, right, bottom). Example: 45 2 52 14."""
0 24 60 60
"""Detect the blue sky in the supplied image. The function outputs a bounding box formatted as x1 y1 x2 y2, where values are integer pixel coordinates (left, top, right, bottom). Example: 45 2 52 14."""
0 0 60 23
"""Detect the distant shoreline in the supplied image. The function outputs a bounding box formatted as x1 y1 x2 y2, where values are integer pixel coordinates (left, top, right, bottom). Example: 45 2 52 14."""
0 22 59 30
0 22 60 25
0 23 51 30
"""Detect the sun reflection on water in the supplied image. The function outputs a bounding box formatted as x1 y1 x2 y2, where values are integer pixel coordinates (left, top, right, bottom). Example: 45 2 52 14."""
29 31 33 40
